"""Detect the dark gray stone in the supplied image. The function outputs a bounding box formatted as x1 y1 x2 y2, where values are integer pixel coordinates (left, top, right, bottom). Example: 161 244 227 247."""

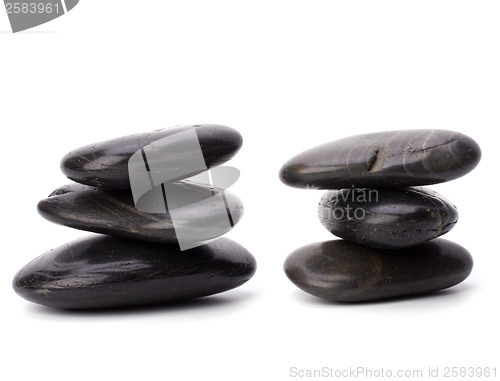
37 182 243 243
279 129 481 189
61 124 243 190
13 236 256 309
284 239 473 302
318 187 458 249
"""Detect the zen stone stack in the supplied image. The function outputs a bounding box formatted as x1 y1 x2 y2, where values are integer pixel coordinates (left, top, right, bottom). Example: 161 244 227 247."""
280 129 481 302
13 125 256 309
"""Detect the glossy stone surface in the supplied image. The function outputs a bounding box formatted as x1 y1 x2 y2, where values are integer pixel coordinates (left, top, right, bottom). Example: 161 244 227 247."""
13 236 256 309
318 187 458 249
280 129 481 189
61 124 243 190
37 182 243 243
284 239 473 302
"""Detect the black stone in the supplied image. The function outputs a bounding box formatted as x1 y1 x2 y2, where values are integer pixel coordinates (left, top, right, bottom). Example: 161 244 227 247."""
284 239 473 302
61 124 243 190
318 187 458 249
13 236 256 309
37 182 243 243
279 129 481 189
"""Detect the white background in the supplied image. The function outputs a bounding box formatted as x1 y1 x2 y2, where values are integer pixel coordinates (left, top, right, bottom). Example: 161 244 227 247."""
1 1 499 380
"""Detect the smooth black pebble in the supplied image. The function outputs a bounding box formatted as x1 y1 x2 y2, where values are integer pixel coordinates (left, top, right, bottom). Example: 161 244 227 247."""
61 124 243 190
279 129 481 189
318 187 458 249
284 239 473 302
13 236 256 309
37 182 243 243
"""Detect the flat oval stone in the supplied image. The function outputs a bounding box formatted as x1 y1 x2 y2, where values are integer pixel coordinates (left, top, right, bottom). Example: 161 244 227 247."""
13 236 256 309
318 187 458 249
280 129 481 189
37 182 243 243
61 124 243 190
284 239 473 302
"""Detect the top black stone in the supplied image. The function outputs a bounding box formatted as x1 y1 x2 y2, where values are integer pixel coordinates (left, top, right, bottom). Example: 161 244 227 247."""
61 124 243 190
279 129 481 189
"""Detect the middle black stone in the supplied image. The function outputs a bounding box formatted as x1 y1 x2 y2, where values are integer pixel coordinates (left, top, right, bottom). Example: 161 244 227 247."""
318 187 458 249
37 182 244 244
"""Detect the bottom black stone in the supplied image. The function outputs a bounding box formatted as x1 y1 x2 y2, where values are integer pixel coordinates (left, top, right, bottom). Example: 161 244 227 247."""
13 235 256 309
283 239 473 302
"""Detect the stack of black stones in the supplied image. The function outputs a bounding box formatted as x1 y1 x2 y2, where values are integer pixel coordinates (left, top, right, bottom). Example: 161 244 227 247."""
280 130 481 302
13 125 256 309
